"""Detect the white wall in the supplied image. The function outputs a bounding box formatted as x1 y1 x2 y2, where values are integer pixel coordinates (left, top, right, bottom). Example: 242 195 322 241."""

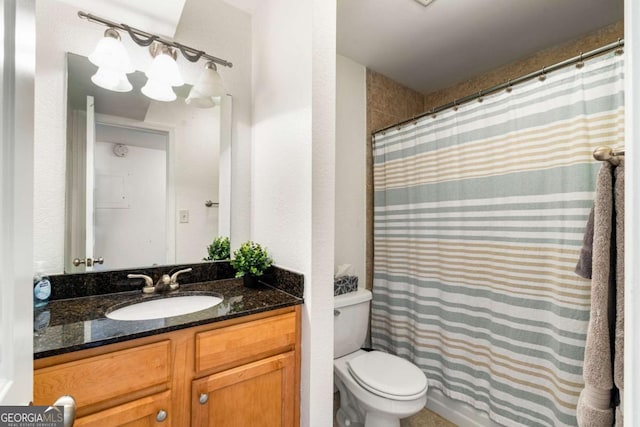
143 101 221 263
335 55 366 280
34 0 252 273
175 0 252 250
251 0 336 425
624 0 639 423
0 0 35 404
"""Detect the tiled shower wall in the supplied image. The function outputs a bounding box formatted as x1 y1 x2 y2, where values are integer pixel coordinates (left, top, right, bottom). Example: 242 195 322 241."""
365 20 623 289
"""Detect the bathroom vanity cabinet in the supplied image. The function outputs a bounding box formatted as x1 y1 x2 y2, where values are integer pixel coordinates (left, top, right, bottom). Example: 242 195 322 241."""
34 306 301 426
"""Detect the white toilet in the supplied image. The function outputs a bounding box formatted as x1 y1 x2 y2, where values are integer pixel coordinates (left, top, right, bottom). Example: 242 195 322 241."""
334 289 428 427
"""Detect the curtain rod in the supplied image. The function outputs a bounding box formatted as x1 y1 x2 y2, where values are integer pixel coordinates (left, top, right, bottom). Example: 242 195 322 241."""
374 38 624 136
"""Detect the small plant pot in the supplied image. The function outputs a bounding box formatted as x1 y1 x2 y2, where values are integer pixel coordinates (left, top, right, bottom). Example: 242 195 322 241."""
242 275 261 288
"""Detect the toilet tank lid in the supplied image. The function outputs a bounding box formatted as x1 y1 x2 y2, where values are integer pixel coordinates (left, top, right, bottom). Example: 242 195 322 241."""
334 288 372 309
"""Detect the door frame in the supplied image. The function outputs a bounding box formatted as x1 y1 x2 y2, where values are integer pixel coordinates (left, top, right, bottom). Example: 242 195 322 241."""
0 0 35 405
624 0 639 423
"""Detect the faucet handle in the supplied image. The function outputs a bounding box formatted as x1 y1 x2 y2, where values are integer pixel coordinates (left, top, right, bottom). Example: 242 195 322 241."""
128 274 155 294
170 268 193 290
154 274 171 292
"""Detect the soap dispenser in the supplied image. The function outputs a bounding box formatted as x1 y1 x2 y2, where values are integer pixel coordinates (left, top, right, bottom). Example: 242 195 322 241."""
33 261 51 308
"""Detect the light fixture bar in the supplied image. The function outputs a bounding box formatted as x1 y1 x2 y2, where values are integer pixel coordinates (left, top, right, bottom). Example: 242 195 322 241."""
78 11 233 68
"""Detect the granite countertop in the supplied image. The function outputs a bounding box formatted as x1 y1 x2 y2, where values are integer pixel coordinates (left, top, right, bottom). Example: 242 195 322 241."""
34 278 303 359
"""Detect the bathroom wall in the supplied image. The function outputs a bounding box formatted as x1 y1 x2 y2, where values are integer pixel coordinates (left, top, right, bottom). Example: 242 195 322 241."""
1 0 36 404
250 1 336 425
176 0 252 250
367 70 425 133
424 21 624 109
335 55 366 281
626 2 640 421
34 0 252 273
142 101 221 264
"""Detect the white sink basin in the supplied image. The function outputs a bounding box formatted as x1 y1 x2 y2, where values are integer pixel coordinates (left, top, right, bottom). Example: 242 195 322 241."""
106 295 223 321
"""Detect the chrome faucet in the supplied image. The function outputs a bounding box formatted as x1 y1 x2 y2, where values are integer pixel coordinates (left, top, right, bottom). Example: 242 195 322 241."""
127 273 156 294
127 268 192 293
154 274 171 292
169 268 193 290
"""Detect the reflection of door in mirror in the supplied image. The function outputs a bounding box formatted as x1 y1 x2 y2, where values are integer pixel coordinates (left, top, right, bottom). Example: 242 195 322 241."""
67 98 174 272
93 121 171 272
65 53 226 273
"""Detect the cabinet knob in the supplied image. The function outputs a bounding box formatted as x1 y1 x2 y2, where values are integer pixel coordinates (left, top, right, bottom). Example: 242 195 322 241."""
156 409 168 422
199 393 209 404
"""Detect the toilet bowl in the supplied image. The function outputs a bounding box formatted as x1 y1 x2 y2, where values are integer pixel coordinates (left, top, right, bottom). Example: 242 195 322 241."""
333 289 428 427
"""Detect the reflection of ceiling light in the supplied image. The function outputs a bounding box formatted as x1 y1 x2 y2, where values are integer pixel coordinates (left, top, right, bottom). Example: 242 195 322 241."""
88 28 133 92
91 67 133 92
79 11 233 107
141 43 184 102
413 0 435 6
185 62 226 108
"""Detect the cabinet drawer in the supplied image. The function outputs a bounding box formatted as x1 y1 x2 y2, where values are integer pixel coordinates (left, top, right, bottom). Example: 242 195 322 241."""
196 312 296 373
75 390 172 427
34 340 171 411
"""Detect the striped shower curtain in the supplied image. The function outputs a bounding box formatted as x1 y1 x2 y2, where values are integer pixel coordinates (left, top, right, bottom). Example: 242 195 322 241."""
371 52 624 427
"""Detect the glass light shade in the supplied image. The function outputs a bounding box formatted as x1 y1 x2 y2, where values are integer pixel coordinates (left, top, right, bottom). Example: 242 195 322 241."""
185 89 219 108
185 63 226 108
145 53 184 87
91 67 133 92
88 33 134 74
141 78 177 102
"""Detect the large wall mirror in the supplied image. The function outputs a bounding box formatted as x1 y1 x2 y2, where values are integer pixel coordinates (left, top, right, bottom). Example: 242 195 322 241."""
63 53 231 273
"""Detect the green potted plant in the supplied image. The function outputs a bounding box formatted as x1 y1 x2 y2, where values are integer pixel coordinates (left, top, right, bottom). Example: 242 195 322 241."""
231 241 273 287
204 236 230 261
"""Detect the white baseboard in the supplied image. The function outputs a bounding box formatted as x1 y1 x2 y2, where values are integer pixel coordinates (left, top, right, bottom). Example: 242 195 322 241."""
426 388 502 427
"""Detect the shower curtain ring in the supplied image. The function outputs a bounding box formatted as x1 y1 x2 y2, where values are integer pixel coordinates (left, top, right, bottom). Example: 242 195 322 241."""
453 100 458 111
576 52 584 69
506 80 513 93
615 38 624 55
539 67 547 81
477 91 483 103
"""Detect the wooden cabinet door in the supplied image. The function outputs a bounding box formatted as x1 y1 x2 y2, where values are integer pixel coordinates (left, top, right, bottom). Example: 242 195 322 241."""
192 352 296 427
75 391 171 427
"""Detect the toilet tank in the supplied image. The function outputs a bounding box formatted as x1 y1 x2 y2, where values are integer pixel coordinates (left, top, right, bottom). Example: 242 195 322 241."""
334 288 372 358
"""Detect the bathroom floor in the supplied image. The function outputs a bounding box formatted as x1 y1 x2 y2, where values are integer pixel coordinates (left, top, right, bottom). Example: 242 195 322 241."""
333 392 457 427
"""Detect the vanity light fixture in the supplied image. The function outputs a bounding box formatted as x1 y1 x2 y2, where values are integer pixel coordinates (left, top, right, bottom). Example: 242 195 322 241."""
88 28 134 92
79 11 232 106
141 42 184 102
185 62 226 108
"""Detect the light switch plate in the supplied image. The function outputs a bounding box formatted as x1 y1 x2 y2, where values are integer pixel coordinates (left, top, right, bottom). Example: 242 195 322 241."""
179 210 189 223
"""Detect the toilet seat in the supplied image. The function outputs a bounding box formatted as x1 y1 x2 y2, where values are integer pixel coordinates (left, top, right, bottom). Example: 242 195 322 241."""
347 351 428 401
